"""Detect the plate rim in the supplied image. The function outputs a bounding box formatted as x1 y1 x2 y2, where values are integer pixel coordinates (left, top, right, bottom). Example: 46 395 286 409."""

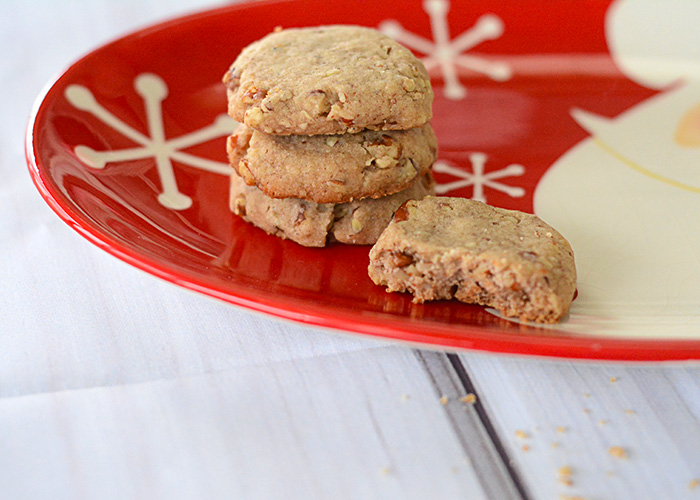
24 0 700 362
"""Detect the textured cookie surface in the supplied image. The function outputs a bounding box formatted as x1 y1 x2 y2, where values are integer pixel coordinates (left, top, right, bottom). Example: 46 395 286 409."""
230 170 434 247
223 25 433 135
227 124 437 203
368 197 577 323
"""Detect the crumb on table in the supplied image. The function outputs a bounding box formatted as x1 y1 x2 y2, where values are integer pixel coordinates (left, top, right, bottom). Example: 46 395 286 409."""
460 393 477 404
608 446 628 459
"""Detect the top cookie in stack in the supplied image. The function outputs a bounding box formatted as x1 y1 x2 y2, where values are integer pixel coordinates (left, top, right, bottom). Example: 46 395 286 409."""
223 25 437 247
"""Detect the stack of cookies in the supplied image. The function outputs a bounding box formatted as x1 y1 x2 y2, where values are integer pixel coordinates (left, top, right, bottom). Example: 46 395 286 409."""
223 25 436 247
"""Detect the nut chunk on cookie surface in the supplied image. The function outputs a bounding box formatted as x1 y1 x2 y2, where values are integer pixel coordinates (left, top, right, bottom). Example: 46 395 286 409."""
368 197 577 323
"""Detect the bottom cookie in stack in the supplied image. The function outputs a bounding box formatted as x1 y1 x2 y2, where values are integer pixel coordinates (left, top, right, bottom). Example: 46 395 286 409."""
230 170 434 247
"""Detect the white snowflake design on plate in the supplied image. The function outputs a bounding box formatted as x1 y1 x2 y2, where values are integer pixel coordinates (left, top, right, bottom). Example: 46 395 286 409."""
65 73 236 210
433 152 525 202
380 0 511 100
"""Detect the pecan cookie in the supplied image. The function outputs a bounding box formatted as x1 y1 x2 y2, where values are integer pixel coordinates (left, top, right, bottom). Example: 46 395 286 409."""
368 197 577 323
223 25 433 135
230 170 435 247
227 123 436 203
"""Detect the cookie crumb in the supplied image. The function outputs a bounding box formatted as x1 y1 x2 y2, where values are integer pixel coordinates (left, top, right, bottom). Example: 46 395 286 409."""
379 466 391 476
598 419 608 426
583 408 591 414
515 429 529 439
522 444 530 452
610 376 617 383
583 393 590 398
608 446 627 459
624 409 635 415
460 393 477 404
558 477 574 487
400 394 410 402
552 442 560 449
273 25 283 32
689 479 699 491
557 466 574 486
556 426 567 433
439 395 448 405
558 465 573 476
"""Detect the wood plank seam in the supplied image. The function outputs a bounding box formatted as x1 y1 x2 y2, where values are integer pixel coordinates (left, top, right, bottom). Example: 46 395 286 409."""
446 353 534 500
414 350 529 500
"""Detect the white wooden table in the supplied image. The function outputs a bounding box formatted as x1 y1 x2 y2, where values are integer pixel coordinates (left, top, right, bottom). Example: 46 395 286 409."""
2 1 699 499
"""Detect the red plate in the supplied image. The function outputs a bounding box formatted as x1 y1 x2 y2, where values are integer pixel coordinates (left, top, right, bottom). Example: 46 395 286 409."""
27 0 700 360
